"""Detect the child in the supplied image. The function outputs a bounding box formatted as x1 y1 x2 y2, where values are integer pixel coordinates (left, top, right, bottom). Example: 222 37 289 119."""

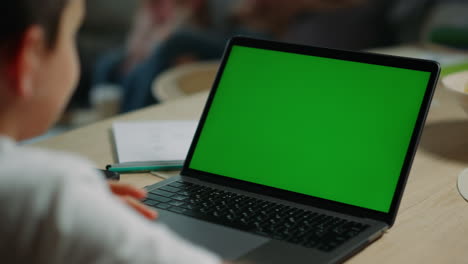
0 0 222 263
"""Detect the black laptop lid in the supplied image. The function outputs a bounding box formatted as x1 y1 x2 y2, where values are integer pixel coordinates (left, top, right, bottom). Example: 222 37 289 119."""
182 37 440 225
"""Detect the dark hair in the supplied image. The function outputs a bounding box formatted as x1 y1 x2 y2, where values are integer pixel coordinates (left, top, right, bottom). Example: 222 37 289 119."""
0 0 69 53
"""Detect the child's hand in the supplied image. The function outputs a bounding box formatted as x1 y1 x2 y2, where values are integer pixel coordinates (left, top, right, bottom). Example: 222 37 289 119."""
108 181 158 220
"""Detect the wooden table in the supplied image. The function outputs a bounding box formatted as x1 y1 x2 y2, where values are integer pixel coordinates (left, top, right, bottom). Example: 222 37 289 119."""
35 65 468 264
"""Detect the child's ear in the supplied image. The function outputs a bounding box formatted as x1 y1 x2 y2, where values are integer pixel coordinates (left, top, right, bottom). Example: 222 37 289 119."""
8 25 46 99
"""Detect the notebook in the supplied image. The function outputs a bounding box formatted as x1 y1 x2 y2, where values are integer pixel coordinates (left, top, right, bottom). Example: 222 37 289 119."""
143 37 440 263
112 121 197 164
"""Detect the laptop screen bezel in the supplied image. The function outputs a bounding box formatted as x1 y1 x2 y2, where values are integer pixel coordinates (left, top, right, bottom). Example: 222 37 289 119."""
181 36 440 226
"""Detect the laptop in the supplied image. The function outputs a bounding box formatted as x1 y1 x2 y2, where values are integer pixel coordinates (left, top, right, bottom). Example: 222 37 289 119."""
144 37 440 263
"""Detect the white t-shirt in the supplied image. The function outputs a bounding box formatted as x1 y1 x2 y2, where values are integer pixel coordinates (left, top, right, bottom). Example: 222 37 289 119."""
0 136 221 264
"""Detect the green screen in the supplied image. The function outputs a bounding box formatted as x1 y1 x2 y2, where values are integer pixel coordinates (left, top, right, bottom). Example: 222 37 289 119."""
189 45 431 213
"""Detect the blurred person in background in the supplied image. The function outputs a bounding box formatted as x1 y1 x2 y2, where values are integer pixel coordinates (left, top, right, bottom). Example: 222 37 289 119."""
93 0 225 113
122 0 215 75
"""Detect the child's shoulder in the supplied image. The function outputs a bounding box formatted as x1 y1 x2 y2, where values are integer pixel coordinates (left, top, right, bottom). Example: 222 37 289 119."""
0 144 107 231
0 145 100 191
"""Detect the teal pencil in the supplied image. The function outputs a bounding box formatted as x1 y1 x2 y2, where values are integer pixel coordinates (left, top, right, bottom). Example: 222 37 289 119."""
107 163 183 173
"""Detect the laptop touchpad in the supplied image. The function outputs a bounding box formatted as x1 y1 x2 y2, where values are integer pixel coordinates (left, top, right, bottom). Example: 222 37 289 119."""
157 210 269 260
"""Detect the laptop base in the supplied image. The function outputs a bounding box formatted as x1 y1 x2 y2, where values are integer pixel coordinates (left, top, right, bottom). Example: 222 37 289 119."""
147 176 387 263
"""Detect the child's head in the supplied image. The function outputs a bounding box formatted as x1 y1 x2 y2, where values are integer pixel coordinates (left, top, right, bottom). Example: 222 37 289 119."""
0 0 84 141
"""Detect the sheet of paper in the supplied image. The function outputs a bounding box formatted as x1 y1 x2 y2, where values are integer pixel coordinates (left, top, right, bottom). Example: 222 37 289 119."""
112 121 198 163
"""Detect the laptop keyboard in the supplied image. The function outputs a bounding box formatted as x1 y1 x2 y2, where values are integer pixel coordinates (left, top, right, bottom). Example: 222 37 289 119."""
143 181 369 252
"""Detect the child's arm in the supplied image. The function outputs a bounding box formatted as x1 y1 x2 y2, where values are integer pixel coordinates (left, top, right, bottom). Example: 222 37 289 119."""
0 151 221 264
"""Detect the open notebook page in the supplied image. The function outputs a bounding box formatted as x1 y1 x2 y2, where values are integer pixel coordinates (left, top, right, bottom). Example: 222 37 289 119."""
112 121 198 163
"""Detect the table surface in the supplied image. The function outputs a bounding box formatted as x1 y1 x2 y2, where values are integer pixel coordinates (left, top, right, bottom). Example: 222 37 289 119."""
35 54 468 264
